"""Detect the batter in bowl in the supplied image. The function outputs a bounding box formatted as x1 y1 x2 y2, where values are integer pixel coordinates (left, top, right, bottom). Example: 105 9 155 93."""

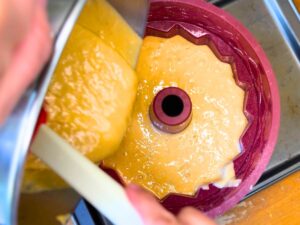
23 0 139 192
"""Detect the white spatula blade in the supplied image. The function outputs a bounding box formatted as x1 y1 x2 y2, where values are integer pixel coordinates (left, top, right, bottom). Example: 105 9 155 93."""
31 125 144 225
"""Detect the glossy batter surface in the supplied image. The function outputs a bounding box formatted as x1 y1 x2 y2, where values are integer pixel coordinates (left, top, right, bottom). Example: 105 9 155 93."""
103 36 247 199
23 0 138 191
77 0 142 67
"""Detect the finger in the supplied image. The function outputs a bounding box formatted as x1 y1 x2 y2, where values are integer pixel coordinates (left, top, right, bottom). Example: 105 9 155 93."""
177 207 217 225
0 0 36 72
0 1 19 75
0 5 51 124
126 184 178 225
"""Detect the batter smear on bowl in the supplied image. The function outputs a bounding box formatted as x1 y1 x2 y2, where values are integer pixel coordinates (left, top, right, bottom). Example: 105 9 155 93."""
103 35 248 199
23 0 139 192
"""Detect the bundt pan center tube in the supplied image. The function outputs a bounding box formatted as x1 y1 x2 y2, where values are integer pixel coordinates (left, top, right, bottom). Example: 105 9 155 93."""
149 87 193 134
105 0 280 217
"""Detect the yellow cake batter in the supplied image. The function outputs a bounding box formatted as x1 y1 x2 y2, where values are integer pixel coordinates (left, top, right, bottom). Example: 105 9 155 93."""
23 0 138 192
77 0 142 67
103 35 247 199
23 1 247 196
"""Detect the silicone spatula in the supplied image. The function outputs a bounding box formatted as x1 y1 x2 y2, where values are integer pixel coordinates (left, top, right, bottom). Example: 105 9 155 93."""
31 125 144 225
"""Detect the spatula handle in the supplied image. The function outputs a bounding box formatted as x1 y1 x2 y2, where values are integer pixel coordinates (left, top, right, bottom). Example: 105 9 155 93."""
31 125 144 225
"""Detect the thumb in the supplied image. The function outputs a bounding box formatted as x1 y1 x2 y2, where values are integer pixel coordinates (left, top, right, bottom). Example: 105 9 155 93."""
0 4 51 124
126 184 177 225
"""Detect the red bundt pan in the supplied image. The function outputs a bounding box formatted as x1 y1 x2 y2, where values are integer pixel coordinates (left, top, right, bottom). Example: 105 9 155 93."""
35 0 280 217
105 0 280 217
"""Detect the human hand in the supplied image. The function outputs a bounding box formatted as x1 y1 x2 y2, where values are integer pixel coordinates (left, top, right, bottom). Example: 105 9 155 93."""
126 185 217 225
0 0 52 124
